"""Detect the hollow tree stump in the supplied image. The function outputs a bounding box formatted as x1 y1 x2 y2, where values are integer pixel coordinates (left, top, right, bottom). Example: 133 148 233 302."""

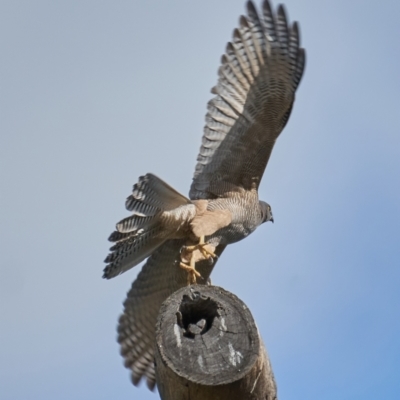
155 285 277 400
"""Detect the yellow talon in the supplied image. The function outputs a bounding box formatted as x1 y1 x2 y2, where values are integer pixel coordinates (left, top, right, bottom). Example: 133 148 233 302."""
185 236 216 259
179 236 216 285
179 262 201 284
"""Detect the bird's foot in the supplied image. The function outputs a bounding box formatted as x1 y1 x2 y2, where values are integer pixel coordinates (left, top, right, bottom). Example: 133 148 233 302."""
179 261 201 285
184 236 217 261
180 236 217 285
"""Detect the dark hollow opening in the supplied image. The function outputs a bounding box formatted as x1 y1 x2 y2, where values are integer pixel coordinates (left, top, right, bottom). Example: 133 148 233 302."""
177 294 220 339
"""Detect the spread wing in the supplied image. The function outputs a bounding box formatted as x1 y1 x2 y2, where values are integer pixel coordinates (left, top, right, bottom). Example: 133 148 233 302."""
189 0 305 200
117 239 226 390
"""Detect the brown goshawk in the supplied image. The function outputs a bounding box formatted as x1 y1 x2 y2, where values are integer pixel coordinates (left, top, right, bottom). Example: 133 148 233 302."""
103 0 305 390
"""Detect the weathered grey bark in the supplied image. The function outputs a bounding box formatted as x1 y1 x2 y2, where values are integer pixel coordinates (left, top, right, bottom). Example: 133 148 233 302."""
155 285 277 400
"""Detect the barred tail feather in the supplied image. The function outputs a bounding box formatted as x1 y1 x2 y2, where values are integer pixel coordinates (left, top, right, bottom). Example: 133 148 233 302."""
103 226 165 279
125 173 191 213
103 173 190 279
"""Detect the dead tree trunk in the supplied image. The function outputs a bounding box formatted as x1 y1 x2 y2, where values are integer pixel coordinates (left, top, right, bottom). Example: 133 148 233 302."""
154 285 277 400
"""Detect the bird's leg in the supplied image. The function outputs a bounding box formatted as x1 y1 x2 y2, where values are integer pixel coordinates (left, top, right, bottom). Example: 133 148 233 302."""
179 253 201 285
185 236 217 260
180 236 217 285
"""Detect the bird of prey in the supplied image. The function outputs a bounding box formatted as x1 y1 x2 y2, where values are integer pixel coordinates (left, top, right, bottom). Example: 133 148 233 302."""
103 0 305 390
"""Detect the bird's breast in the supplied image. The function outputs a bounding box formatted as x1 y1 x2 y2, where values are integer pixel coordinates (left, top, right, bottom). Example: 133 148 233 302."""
205 193 261 245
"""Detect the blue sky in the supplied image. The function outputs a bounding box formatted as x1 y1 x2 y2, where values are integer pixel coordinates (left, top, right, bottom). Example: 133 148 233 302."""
1 1 399 399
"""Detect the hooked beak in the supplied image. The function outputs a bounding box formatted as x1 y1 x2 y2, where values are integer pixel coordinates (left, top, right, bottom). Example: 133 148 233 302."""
269 211 274 223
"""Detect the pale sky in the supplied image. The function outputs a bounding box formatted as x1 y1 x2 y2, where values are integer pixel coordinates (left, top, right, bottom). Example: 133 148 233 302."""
1 1 400 399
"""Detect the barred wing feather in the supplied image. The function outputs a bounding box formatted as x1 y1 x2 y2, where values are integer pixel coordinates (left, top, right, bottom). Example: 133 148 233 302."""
189 0 305 200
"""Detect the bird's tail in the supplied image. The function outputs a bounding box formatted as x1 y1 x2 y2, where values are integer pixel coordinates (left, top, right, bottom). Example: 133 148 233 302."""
103 173 191 279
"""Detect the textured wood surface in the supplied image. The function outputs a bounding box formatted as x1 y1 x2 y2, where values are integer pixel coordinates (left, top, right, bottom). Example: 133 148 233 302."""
155 285 277 399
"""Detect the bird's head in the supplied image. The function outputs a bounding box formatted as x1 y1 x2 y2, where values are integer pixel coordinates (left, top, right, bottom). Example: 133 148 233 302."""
259 201 274 224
